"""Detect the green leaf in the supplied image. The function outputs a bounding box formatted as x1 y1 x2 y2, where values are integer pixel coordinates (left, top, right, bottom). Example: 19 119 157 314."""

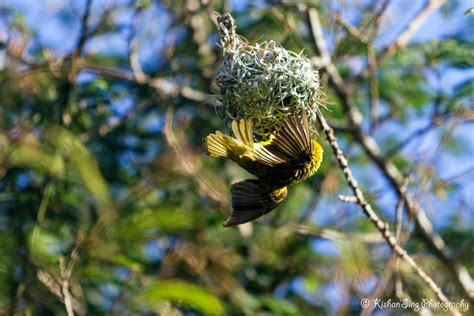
453 79 474 98
388 39 474 69
135 280 225 315
6 140 65 179
28 227 67 265
109 254 144 273
260 296 302 315
338 240 372 279
45 126 113 213
378 67 432 111
112 207 195 241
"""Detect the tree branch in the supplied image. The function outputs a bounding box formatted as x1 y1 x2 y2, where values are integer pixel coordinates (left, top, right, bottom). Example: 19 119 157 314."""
316 113 459 315
59 257 74 316
83 65 217 106
378 0 447 62
127 4 147 83
292 224 386 244
307 7 474 301
74 0 93 57
37 270 85 315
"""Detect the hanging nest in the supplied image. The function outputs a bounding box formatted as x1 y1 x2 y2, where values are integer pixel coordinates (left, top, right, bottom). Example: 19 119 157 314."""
214 13 323 136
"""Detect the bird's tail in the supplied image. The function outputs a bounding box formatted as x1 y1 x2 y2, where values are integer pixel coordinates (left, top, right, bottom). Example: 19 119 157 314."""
223 179 288 227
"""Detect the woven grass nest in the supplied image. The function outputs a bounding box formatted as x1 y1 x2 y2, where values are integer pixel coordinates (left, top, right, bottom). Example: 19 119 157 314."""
215 13 323 136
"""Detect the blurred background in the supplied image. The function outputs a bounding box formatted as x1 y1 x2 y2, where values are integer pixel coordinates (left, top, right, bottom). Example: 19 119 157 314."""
0 0 473 315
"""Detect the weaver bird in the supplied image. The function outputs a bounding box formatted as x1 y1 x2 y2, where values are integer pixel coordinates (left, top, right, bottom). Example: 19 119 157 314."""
205 111 323 227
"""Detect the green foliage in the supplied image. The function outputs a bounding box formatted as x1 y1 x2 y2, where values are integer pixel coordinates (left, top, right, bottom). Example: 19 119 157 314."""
0 1 471 315
378 66 432 114
113 207 196 241
260 295 302 315
134 280 225 315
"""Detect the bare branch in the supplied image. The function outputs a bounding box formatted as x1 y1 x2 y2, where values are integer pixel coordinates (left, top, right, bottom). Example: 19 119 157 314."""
59 257 74 316
74 0 93 56
385 122 436 157
308 8 346 89
307 7 474 300
316 113 459 315
378 0 447 62
83 65 218 106
127 4 147 83
395 178 409 242
363 0 391 37
367 42 379 125
329 12 379 126
337 194 358 203
290 224 385 244
330 12 367 43
37 270 85 315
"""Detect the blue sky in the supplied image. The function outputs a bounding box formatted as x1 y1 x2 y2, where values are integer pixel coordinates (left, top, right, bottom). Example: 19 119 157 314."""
2 0 472 311
4 0 472 252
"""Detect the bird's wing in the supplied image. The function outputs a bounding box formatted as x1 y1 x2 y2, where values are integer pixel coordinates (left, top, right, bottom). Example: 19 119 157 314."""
232 119 286 167
206 114 312 168
231 119 254 147
252 143 287 166
263 111 313 165
224 179 286 227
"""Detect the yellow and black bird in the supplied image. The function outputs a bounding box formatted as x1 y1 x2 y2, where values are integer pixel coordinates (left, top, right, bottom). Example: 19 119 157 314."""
205 111 323 227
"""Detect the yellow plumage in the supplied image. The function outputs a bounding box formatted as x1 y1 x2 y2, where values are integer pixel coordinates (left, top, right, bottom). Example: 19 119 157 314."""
205 111 323 227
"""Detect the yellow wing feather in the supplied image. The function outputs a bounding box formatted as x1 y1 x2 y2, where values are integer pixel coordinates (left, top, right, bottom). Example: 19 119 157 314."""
205 119 285 166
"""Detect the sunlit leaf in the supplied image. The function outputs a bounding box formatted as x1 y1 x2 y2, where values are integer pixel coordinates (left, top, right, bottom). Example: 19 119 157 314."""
112 207 195 241
260 296 302 316
6 143 65 179
45 126 113 213
135 280 225 315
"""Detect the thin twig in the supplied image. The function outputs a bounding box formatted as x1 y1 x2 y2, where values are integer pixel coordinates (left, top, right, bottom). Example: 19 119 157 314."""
316 113 459 315
364 0 391 36
58 236 82 316
338 194 358 203
37 270 86 315
385 122 436 157
291 224 385 244
395 178 409 242
127 4 147 83
367 42 379 126
83 64 217 105
59 257 74 316
330 12 367 43
74 0 93 56
364 216 416 315
378 0 447 62
307 7 474 300
356 0 448 80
